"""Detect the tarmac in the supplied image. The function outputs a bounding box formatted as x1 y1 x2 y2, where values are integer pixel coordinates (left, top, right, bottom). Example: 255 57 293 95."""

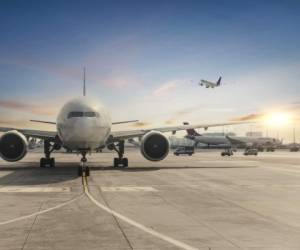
1 149 300 250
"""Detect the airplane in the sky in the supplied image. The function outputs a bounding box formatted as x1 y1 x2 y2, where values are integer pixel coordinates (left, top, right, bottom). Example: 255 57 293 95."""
0 72 243 176
199 76 222 88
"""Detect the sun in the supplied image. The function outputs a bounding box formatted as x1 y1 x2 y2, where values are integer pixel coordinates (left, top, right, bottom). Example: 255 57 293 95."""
265 112 292 127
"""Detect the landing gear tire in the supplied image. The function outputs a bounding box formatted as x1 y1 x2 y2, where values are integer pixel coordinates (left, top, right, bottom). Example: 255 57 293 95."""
78 166 90 176
78 166 83 176
113 157 128 168
50 158 55 167
114 158 119 168
85 166 90 176
40 158 45 168
40 157 55 168
122 158 128 167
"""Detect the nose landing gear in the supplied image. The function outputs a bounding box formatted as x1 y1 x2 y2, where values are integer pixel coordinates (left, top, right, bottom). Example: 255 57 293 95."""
78 151 90 176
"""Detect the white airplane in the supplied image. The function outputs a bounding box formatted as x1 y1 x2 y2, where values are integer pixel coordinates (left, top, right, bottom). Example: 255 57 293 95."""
225 136 282 150
0 73 242 176
184 123 230 147
199 76 222 88
184 123 281 151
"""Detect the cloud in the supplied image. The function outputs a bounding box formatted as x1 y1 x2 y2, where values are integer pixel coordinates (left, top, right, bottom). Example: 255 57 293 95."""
153 80 178 97
99 72 142 89
0 100 58 116
164 119 176 125
0 58 81 80
230 113 265 122
131 121 152 128
0 117 55 130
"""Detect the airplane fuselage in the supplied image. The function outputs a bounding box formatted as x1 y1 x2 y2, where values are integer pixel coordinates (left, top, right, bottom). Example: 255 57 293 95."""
200 80 217 88
57 97 111 151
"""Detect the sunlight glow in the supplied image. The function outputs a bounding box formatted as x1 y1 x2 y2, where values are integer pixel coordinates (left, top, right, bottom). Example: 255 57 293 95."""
265 112 293 127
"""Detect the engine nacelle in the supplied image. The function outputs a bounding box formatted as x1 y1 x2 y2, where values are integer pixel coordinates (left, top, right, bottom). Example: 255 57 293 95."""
140 131 169 161
0 131 28 162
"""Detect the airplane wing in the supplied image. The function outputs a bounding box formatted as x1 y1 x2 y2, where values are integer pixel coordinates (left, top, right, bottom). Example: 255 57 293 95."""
111 122 245 141
0 127 56 140
30 119 139 125
112 120 139 125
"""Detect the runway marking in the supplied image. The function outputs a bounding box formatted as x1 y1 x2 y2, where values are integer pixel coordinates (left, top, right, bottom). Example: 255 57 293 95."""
83 176 199 250
0 194 83 226
101 186 157 192
262 165 300 174
0 186 70 193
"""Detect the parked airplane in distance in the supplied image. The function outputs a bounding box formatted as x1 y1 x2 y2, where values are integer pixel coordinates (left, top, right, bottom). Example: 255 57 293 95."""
184 122 230 147
199 76 222 88
225 136 282 151
0 71 242 176
183 122 281 151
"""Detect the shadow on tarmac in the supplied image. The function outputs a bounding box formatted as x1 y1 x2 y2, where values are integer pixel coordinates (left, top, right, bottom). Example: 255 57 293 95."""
0 161 257 186
0 162 79 186
90 165 258 172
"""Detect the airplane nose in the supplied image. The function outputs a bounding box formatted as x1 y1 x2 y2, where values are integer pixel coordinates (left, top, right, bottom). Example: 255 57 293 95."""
72 119 95 139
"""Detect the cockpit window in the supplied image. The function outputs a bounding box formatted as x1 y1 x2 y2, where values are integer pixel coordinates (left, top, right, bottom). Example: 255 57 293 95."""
68 112 84 118
85 112 98 117
68 111 99 119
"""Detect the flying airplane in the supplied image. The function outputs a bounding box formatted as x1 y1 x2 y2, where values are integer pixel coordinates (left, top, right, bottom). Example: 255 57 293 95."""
199 76 222 88
0 72 243 176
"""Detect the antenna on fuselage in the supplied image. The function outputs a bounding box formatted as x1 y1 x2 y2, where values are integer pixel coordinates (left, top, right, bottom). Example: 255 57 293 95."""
83 67 86 96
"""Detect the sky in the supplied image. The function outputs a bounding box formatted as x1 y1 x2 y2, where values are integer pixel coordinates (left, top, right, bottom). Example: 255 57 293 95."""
1 0 300 142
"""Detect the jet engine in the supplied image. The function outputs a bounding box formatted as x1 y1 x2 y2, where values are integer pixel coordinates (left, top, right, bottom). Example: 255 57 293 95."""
140 131 169 161
0 131 28 162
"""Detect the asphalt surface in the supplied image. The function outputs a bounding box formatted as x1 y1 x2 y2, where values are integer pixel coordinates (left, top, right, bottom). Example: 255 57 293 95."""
1 149 300 250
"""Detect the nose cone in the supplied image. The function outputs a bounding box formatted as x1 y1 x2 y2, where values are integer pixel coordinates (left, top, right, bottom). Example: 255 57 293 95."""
72 119 96 140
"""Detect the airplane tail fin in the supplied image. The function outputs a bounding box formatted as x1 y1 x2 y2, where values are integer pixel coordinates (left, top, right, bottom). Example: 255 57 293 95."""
183 122 201 136
216 76 222 86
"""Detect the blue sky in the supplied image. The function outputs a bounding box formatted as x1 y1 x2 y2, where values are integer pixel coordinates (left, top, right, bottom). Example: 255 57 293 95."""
1 0 300 141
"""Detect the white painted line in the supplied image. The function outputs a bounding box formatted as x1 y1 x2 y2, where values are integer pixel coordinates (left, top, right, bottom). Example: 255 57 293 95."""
263 165 300 174
0 194 83 226
0 186 70 193
84 180 198 250
101 186 157 192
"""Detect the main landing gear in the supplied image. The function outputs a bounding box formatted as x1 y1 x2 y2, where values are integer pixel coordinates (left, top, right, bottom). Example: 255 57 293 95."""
112 141 128 168
40 140 56 168
78 151 90 177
